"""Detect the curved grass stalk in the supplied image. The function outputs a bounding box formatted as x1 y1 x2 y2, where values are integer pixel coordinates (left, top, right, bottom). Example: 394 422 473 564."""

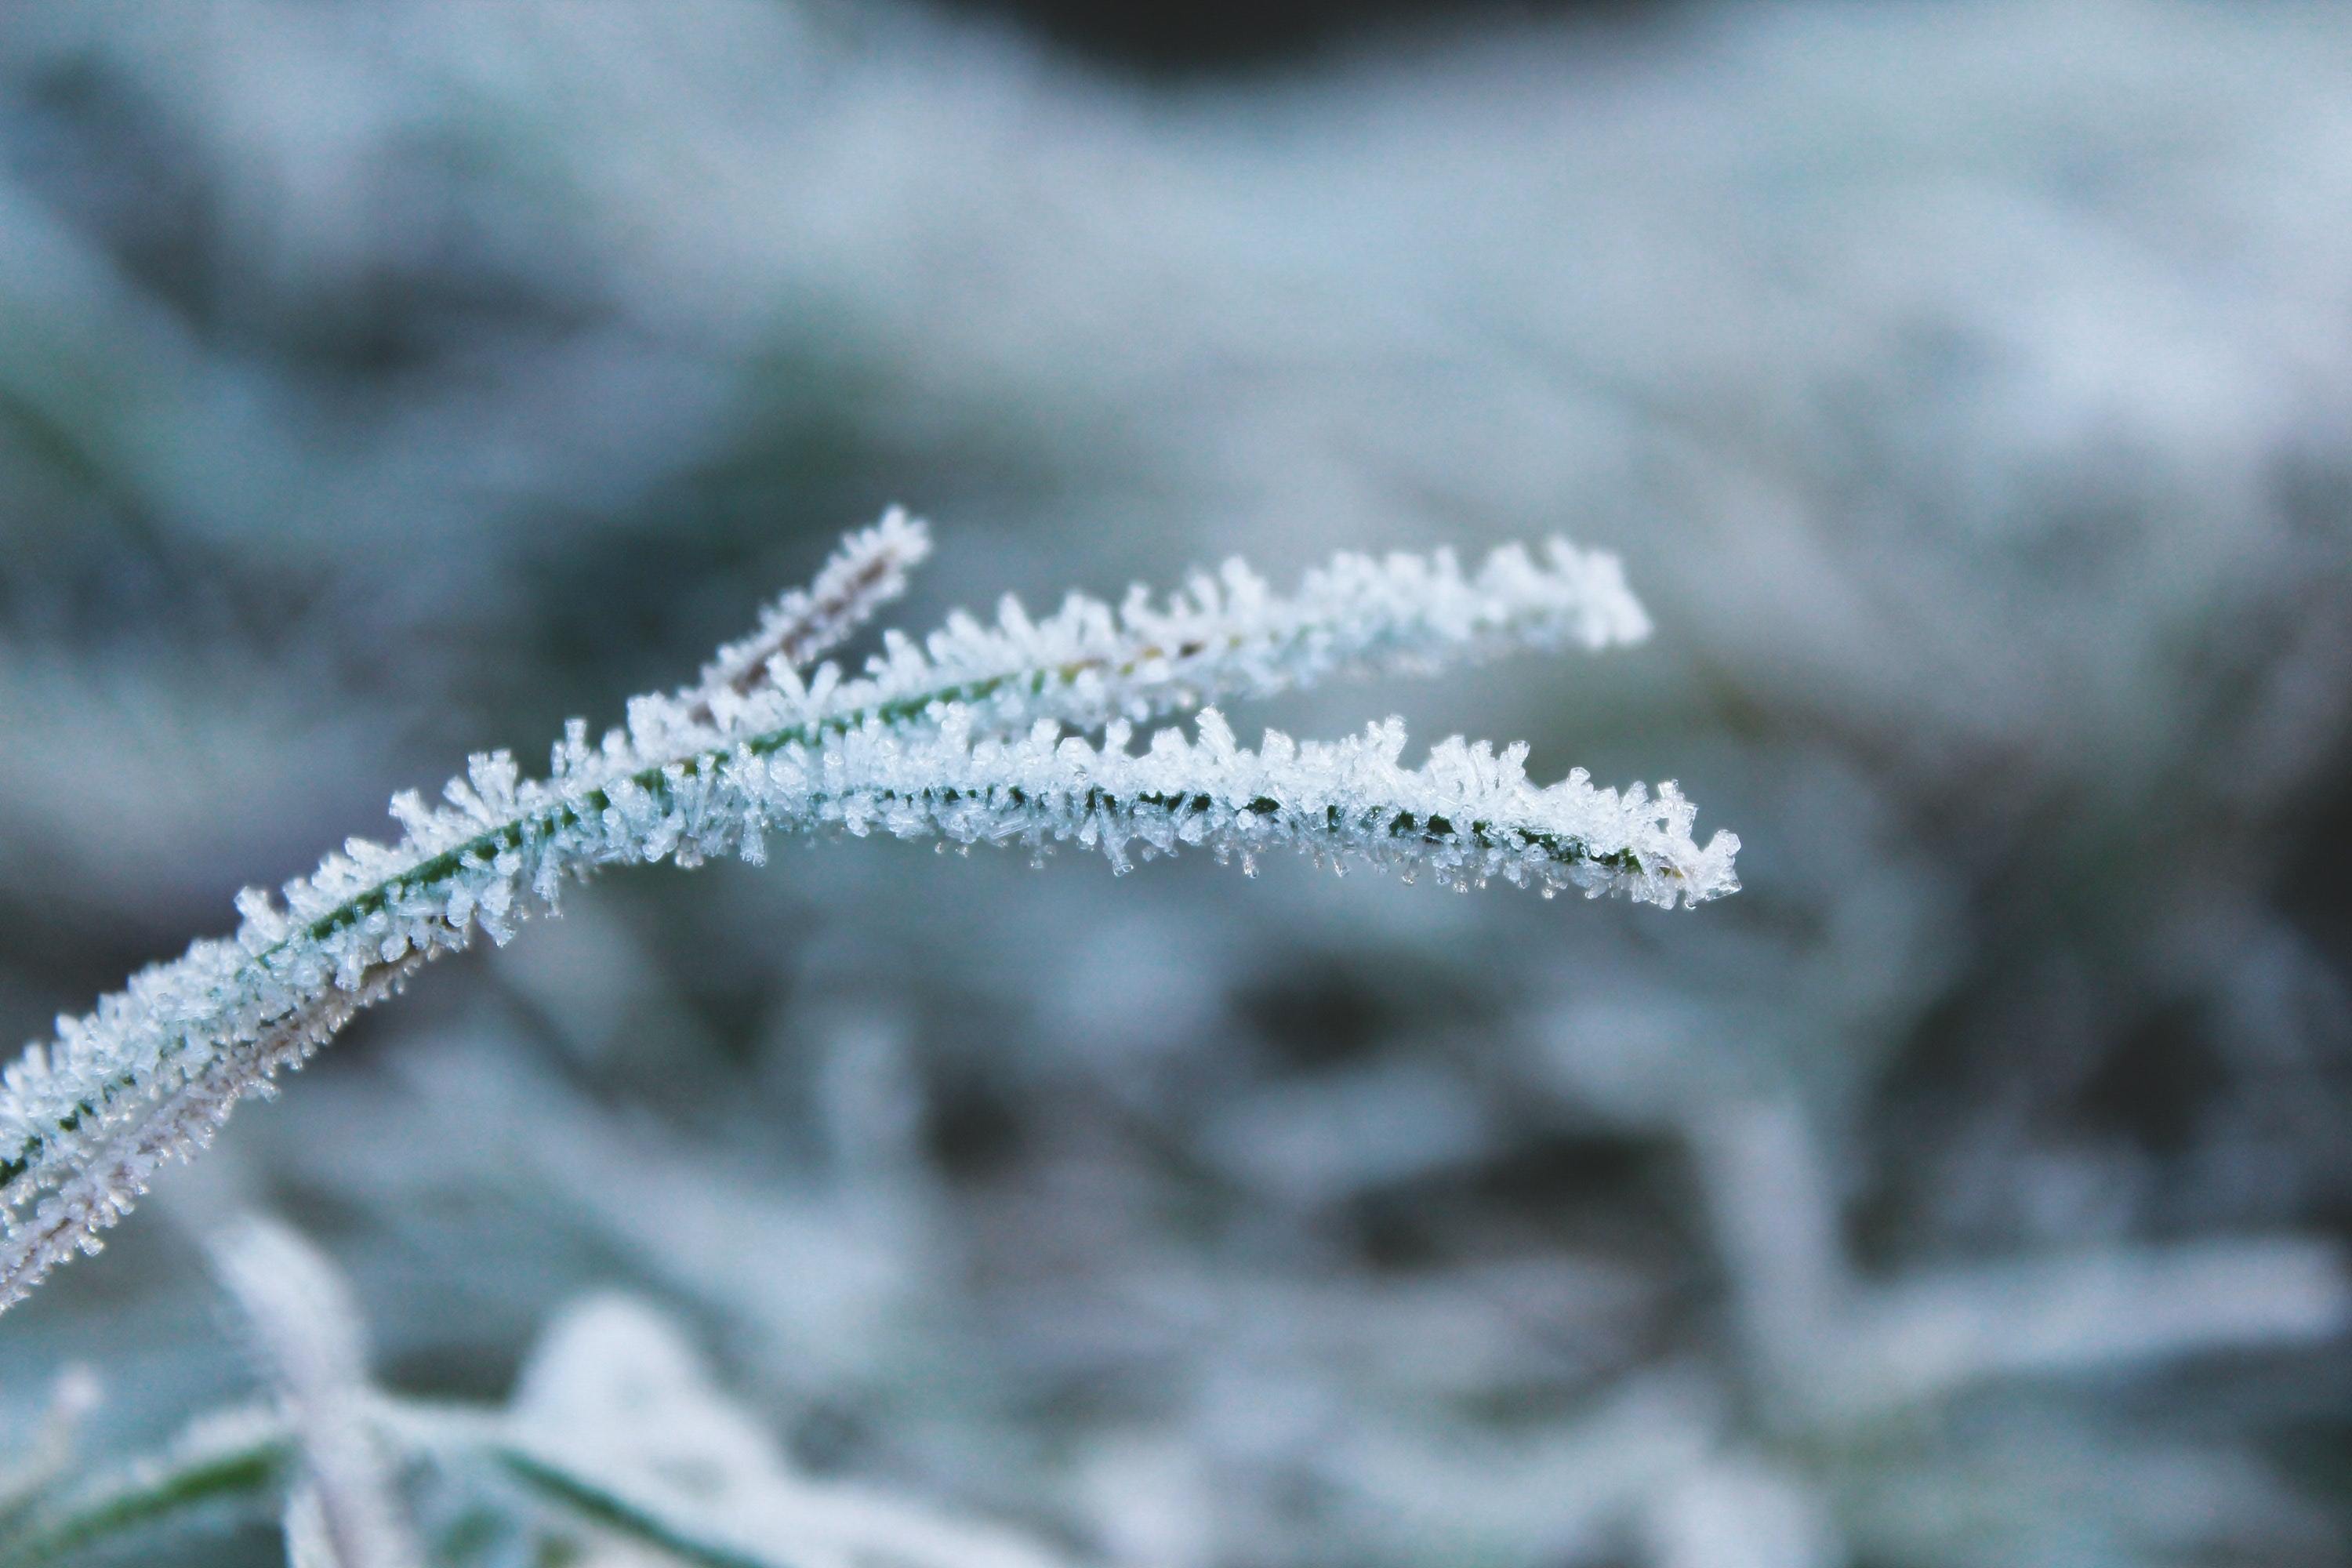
0 520 1732 1313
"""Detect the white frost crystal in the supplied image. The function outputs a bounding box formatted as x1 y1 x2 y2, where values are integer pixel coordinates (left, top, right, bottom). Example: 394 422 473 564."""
0 515 1734 1311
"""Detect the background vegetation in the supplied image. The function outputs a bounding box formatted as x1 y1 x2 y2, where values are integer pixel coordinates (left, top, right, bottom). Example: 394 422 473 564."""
2 2 2349 1563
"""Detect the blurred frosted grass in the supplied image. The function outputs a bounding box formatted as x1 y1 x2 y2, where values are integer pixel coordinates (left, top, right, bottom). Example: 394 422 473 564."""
2 1 2350 1564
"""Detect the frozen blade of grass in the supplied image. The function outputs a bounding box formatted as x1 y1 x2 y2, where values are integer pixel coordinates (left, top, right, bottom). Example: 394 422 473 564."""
684 506 933 728
0 953 430 1314
490 1440 826 1568
284 1483 349 1568
0 1408 289 1568
0 521 1732 1312
0 1396 819 1568
387 1399 827 1568
499 1294 1072 1568
209 1217 421 1568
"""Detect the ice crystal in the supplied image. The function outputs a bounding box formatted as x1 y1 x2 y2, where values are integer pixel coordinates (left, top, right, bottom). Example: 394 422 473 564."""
0 517 1732 1312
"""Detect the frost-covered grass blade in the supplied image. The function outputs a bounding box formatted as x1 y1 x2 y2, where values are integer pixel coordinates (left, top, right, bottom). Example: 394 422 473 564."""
0 515 1735 1313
